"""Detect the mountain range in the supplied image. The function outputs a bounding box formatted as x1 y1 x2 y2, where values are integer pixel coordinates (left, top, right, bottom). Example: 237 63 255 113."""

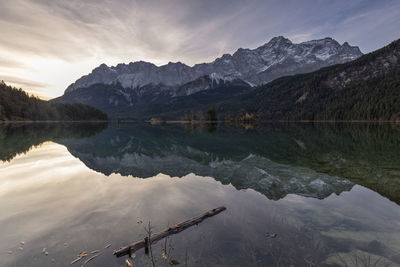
54 36 400 121
65 36 362 92
55 36 365 118
219 38 400 121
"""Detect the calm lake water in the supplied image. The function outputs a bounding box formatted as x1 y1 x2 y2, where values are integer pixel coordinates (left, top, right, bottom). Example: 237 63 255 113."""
1 123 400 266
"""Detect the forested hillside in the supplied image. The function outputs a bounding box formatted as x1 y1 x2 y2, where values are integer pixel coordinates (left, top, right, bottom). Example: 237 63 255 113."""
52 39 400 122
0 81 108 121
217 39 400 121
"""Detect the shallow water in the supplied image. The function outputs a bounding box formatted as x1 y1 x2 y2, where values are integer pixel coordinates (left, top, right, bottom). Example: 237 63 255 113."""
1 123 400 266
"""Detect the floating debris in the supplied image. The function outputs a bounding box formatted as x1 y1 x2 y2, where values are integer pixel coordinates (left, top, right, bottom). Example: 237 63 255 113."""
20 241 25 246
7 251 13 254
18 247 24 251
77 252 87 258
114 206 227 258
42 247 49 256
137 220 143 224
104 244 111 249
162 251 169 259
71 252 87 265
170 259 180 265
51 259 55 263
126 259 133 267
64 243 68 247
266 232 278 238
71 257 82 265
81 252 102 267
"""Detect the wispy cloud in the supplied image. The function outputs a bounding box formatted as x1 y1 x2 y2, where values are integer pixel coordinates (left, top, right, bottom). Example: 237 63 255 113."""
0 75 49 98
0 58 30 70
0 75 47 88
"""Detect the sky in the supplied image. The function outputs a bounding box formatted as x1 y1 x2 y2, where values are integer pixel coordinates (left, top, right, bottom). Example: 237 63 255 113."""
0 0 399 99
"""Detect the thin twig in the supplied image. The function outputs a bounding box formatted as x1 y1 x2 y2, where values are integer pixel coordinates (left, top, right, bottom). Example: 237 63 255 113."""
81 252 102 267
145 221 156 267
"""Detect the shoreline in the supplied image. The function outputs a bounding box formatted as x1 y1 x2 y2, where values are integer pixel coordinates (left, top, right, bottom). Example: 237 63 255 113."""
1 119 398 124
0 120 110 124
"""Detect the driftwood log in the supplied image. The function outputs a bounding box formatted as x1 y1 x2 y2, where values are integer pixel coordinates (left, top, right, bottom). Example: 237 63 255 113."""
114 206 227 257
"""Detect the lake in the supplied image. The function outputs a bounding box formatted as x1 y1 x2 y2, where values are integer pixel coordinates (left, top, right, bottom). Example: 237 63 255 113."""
1 123 400 266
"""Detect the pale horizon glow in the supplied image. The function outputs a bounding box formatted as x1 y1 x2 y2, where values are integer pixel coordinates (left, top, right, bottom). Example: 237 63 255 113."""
0 0 399 99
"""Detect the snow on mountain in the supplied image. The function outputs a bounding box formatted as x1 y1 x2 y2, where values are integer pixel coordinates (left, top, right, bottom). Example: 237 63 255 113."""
65 36 362 94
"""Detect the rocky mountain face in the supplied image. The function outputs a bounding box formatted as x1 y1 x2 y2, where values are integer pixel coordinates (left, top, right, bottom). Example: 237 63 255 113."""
61 36 362 110
55 74 251 117
216 39 400 121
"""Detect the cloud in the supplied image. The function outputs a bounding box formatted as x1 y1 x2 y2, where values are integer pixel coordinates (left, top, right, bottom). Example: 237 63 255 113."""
0 0 399 98
0 75 49 98
0 75 47 88
332 0 400 52
0 58 30 69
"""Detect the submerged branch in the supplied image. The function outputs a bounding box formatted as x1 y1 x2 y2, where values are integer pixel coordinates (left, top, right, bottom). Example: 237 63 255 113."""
114 206 226 257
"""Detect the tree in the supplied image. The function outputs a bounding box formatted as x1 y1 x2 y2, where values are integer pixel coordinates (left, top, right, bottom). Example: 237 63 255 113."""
0 82 108 121
0 104 5 120
185 109 193 121
203 108 217 121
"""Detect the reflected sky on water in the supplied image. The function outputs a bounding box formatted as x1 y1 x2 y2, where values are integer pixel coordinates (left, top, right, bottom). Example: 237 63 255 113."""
1 123 400 266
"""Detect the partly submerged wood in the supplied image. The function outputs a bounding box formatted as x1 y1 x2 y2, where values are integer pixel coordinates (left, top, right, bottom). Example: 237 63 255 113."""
114 206 227 257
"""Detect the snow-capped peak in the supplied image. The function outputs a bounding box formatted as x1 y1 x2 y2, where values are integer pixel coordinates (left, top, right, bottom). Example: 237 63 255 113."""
65 36 363 94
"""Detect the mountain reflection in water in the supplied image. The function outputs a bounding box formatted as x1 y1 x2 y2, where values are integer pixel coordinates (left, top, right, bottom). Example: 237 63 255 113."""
1 122 400 202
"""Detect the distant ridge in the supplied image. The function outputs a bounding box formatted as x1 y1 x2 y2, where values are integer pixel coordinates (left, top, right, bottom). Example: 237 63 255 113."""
215 38 400 121
65 36 362 93
55 36 363 118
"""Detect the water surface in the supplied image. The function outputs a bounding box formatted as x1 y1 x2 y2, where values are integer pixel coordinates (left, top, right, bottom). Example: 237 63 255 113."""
1 123 400 266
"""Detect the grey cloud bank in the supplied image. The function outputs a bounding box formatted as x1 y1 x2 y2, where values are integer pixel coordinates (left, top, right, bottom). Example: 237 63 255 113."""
0 0 399 98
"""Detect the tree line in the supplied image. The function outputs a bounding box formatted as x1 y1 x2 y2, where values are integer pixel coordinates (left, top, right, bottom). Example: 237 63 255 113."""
0 81 108 121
